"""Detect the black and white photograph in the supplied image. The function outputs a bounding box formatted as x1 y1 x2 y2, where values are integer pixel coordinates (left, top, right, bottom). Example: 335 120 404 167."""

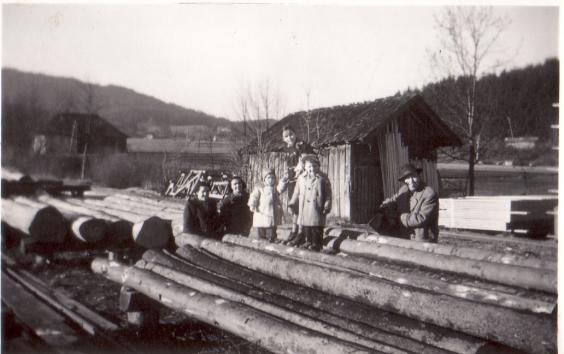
1 2 559 354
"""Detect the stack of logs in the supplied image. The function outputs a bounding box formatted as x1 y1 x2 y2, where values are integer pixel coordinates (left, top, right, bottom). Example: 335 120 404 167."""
2 184 180 253
2 180 557 354
94 232 556 353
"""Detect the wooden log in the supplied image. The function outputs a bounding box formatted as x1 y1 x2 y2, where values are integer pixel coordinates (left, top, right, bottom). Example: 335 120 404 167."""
1 199 67 243
176 247 504 354
339 239 557 294
199 239 555 354
356 233 556 270
222 235 555 314
138 254 414 354
112 192 185 208
91 258 374 354
104 194 183 212
131 216 172 249
174 232 210 248
65 198 172 249
15 196 107 244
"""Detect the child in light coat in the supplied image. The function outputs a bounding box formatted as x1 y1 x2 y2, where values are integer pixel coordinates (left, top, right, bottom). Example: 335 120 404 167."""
288 155 332 251
248 168 283 243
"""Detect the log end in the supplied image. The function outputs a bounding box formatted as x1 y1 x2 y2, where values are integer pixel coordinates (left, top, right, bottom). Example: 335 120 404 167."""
72 217 108 243
30 206 67 243
133 216 172 249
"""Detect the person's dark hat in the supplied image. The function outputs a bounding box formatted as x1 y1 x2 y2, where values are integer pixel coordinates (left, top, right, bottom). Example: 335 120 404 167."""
301 154 319 166
397 163 422 181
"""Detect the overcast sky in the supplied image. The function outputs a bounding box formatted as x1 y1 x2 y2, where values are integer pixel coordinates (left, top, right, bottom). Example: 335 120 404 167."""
2 3 559 120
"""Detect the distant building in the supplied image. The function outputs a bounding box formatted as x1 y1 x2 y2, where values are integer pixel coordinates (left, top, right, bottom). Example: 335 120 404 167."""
504 137 539 150
35 113 128 155
170 125 211 138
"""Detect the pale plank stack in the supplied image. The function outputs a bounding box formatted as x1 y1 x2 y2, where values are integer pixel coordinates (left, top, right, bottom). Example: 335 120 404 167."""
439 195 558 235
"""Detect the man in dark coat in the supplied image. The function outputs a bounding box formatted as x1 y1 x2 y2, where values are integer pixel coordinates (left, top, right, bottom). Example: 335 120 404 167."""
380 164 439 242
218 176 252 236
183 182 220 239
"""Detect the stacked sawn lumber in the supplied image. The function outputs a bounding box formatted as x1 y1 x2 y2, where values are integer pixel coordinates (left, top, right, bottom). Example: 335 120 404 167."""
439 195 557 236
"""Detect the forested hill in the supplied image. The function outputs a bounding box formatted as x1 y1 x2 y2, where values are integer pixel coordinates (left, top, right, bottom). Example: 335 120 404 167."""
417 58 559 142
1 68 230 137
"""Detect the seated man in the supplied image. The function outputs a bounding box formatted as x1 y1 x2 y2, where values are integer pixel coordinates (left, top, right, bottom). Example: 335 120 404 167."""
380 164 439 242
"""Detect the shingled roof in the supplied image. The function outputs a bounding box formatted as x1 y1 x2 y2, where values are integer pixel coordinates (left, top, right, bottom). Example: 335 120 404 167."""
43 113 128 139
252 93 461 152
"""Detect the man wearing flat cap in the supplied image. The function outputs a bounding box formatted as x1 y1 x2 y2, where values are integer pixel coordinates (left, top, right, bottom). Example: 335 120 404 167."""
380 163 439 242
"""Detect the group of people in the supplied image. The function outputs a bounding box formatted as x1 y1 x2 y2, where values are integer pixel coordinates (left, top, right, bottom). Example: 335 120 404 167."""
182 125 440 250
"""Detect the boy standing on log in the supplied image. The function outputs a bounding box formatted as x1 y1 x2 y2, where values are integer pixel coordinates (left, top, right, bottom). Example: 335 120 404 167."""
289 154 332 251
248 168 283 243
183 182 220 239
277 125 315 245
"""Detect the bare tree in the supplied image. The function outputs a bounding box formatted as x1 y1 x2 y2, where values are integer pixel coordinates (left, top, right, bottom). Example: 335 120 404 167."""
429 7 511 195
233 79 284 188
234 79 284 152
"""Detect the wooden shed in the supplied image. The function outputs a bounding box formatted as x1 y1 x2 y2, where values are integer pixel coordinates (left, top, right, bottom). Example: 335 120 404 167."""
36 113 128 155
245 93 461 224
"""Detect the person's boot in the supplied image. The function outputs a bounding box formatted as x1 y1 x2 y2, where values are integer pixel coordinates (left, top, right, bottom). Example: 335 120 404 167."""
311 231 322 252
288 231 305 247
301 232 312 249
282 231 297 245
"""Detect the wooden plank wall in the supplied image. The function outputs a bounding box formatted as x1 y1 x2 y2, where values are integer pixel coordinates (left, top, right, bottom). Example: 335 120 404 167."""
377 120 439 198
248 145 352 223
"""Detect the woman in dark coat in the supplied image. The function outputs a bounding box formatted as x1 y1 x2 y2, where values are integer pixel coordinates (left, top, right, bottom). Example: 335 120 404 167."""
218 176 252 236
183 182 220 239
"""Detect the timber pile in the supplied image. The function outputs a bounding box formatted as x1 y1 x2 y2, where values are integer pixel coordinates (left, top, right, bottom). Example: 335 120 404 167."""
2 181 557 353
1 169 91 198
439 195 558 237
2 193 174 252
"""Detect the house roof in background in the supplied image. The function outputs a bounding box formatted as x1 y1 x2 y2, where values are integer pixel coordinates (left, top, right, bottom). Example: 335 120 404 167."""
254 93 461 152
43 113 128 139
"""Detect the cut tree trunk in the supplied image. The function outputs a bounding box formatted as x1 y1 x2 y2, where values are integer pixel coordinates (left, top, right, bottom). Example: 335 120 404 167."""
339 239 556 294
176 246 505 354
137 254 414 354
1 199 67 243
355 233 555 270
17 196 108 243
222 235 555 314
199 239 555 354
91 258 374 354
65 198 172 249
